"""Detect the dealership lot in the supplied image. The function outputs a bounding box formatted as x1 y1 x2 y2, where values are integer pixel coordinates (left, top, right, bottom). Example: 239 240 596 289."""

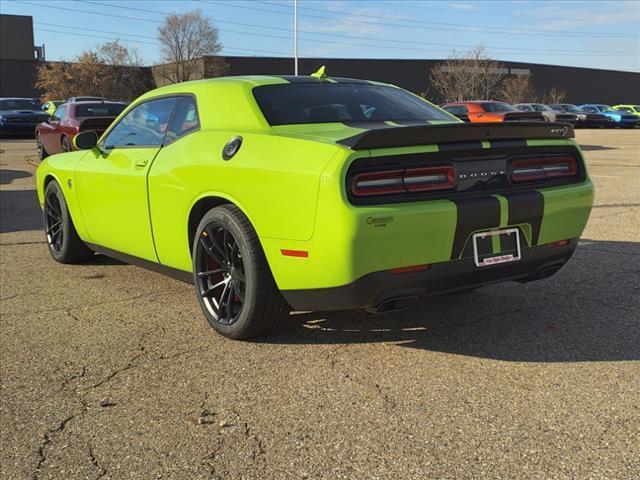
1 131 638 479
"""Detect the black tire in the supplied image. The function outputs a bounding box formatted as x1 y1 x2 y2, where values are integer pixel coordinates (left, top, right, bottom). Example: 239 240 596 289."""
43 180 93 263
192 205 288 339
61 136 71 152
36 133 48 161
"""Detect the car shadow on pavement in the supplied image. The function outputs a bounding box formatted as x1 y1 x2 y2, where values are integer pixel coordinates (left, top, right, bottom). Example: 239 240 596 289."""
265 239 640 363
0 169 32 185
579 144 617 151
0 189 42 233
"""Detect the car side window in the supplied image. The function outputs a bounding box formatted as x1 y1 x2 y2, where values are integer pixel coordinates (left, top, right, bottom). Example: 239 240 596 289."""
103 97 176 149
164 96 200 144
51 105 66 122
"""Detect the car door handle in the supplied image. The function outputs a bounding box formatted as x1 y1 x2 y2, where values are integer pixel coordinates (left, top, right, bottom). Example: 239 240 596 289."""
135 159 148 167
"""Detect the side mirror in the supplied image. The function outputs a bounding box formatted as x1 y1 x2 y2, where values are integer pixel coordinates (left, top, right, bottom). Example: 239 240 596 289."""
73 130 98 150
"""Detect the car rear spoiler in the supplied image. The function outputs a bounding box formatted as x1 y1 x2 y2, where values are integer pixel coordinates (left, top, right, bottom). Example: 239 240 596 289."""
337 122 574 150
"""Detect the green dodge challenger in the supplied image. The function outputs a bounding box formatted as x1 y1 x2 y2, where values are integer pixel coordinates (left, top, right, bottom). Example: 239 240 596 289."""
36 73 594 339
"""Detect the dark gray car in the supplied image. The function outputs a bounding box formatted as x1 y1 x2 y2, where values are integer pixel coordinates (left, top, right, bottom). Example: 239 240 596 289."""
550 104 610 128
0 97 50 136
514 103 578 124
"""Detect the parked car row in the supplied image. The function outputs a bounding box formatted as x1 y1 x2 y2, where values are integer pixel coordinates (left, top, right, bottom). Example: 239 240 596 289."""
441 100 639 128
1 94 638 145
0 96 128 157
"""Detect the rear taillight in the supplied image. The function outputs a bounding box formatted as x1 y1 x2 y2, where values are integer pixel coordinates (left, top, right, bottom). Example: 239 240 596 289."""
511 156 577 183
352 166 456 197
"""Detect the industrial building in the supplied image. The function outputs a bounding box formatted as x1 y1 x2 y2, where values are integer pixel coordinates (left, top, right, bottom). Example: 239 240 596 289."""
1 13 638 104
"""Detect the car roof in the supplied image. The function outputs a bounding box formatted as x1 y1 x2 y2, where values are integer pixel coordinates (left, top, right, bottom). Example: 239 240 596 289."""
444 100 504 105
131 75 399 131
0 97 39 100
71 100 127 105
140 75 391 98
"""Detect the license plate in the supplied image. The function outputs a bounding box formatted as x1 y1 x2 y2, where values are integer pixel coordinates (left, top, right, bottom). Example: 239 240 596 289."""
472 228 521 267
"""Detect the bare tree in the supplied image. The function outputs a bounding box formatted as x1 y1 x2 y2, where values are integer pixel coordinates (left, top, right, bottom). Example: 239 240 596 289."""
158 10 223 83
36 41 151 101
429 45 506 103
98 40 142 67
542 87 567 104
501 75 536 104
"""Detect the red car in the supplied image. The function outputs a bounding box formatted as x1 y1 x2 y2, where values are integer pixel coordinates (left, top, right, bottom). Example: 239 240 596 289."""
441 101 544 123
36 101 127 159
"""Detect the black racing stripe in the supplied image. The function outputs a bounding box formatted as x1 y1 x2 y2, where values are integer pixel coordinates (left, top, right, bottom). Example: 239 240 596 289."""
499 229 520 254
490 139 527 149
503 191 545 246
274 75 324 83
342 121 390 130
450 196 501 259
273 76 372 84
387 120 428 126
438 141 484 151
331 77 372 84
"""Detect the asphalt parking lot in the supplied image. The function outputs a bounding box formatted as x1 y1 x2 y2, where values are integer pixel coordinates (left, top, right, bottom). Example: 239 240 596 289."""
1 130 639 479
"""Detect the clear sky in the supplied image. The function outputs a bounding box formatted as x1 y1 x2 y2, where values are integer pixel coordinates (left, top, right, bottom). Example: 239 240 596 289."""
1 0 639 72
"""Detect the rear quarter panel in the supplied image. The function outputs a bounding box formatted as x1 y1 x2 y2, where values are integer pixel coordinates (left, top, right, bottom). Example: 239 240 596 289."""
147 129 343 271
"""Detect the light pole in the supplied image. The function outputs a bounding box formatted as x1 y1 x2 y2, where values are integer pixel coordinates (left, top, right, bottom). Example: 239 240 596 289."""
294 0 299 75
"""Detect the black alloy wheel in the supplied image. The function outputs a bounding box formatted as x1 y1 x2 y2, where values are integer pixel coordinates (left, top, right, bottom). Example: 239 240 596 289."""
195 223 247 325
44 188 64 254
42 181 93 263
192 205 287 339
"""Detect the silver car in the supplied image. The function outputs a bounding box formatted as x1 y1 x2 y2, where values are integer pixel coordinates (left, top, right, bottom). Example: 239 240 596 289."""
514 103 577 124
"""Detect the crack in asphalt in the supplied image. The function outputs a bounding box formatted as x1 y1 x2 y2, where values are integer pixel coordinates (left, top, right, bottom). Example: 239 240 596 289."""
59 366 87 392
0 240 43 246
88 441 107 479
32 413 78 480
19 289 180 317
89 350 146 390
66 309 82 323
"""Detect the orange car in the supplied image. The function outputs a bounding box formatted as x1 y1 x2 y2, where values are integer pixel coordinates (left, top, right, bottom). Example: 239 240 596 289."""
442 101 544 123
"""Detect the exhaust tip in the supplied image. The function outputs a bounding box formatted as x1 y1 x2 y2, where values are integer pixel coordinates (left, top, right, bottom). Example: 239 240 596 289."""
364 295 420 315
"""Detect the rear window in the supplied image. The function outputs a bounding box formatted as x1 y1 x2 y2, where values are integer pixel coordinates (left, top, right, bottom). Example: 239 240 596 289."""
556 104 580 113
532 104 552 112
480 102 518 113
253 83 455 125
75 103 127 117
443 105 468 115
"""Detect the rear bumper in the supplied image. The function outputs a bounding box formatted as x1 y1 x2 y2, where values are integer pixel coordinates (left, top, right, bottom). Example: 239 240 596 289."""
281 239 576 311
